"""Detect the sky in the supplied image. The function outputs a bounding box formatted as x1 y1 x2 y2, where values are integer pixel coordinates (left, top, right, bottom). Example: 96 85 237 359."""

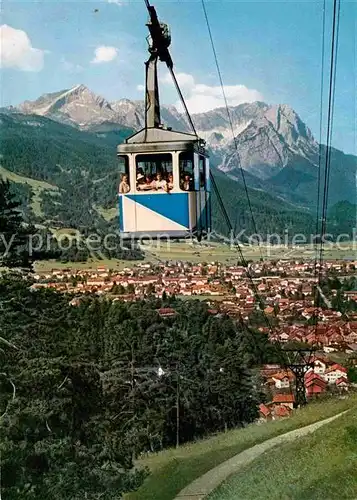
0 0 356 154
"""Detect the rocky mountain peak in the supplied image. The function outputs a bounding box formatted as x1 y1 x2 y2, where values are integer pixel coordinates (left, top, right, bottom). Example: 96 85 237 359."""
111 98 142 112
264 104 314 144
54 84 112 111
15 85 321 182
110 99 145 129
17 84 114 127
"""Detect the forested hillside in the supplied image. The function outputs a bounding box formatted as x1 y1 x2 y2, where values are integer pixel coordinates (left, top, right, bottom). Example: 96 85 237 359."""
0 112 133 229
210 169 316 238
0 272 279 499
0 112 354 241
0 112 318 238
0 185 283 498
327 201 356 237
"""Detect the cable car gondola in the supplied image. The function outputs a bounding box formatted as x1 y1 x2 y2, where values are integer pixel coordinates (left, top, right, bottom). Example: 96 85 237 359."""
117 1 211 241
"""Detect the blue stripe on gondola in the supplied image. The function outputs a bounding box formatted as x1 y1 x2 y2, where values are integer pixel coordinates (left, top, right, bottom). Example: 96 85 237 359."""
126 193 189 227
118 195 123 231
196 192 211 234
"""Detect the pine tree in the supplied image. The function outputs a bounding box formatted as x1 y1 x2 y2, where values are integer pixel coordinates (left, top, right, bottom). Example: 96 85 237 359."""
0 178 33 269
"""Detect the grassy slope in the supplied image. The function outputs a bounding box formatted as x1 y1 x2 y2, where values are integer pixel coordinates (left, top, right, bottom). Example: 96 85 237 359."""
211 403 357 500
93 205 117 221
126 395 357 500
0 165 57 190
0 165 58 217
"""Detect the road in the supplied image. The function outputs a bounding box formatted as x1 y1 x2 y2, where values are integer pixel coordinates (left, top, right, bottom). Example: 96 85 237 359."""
174 411 348 500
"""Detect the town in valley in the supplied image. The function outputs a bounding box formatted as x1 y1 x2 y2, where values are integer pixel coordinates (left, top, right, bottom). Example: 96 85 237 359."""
32 255 357 421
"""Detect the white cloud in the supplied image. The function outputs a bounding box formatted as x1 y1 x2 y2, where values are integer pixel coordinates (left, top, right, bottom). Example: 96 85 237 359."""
106 0 123 5
162 72 195 90
91 46 118 64
161 72 263 113
0 24 45 72
136 84 145 92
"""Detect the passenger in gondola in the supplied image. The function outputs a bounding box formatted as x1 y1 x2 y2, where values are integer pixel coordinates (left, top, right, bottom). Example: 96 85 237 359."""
119 174 130 194
145 173 154 189
136 172 146 190
181 174 191 191
138 173 154 191
167 173 174 191
152 172 168 191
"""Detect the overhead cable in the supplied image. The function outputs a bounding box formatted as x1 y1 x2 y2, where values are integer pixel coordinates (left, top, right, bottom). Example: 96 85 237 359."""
201 0 263 261
317 0 341 288
168 67 198 136
210 172 276 335
314 0 327 281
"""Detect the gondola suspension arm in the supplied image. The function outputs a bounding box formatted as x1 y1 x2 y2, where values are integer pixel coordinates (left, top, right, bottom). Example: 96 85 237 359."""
143 0 197 136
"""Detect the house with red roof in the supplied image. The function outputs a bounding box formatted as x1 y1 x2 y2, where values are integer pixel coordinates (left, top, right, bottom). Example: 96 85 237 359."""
336 376 349 391
279 332 290 343
258 403 272 422
157 307 177 318
324 364 348 384
264 305 275 315
260 364 282 380
273 405 292 419
272 393 295 410
310 356 330 376
305 372 327 398
271 372 293 389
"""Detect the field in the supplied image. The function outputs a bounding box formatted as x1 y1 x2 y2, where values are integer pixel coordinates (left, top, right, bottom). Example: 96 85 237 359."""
210 403 357 500
33 239 357 274
34 258 133 273
0 165 58 217
125 395 357 500
142 240 357 264
93 205 117 221
32 238 357 274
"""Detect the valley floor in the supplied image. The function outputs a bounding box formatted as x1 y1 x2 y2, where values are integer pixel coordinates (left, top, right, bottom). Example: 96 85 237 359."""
142 241 357 263
34 240 357 273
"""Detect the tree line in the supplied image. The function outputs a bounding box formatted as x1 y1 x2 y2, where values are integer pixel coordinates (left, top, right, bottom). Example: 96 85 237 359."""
0 178 143 265
0 166 288 499
0 274 281 499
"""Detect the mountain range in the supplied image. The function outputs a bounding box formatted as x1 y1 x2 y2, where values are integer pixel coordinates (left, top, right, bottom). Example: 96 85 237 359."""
1 84 356 237
14 84 357 208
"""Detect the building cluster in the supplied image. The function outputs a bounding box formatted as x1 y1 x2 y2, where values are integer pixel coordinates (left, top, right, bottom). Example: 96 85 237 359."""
267 323 357 352
31 258 357 422
258 356 351 421
33 259 356 295
32 259 357 353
